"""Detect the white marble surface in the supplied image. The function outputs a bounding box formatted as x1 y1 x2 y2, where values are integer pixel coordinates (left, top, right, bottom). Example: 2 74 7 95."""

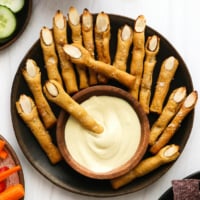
0 0 200 199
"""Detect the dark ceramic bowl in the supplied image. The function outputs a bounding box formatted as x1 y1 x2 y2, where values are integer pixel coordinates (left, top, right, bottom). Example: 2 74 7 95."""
56 85 150 180
0 0 32 50
11 13 194 197
159 171 200 200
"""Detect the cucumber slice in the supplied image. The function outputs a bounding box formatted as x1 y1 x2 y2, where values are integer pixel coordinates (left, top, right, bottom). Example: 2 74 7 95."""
0 0 24 13
0 5 16 40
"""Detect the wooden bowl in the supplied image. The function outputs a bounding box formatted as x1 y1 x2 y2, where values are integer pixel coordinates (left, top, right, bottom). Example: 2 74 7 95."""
56 85 150 180
0 135 25 199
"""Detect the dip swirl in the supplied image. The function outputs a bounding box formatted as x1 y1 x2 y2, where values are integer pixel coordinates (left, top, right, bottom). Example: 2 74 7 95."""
65 96 141 173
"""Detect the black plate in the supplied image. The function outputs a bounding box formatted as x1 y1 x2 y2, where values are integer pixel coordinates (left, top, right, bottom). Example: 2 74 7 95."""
159 171 200 200
0 0 32 50
10 14 194 197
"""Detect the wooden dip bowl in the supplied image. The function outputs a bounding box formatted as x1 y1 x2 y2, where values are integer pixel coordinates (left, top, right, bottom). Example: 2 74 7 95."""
56 85 150 180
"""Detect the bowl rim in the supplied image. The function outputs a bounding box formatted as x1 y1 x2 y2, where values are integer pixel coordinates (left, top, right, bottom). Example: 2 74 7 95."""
56 85 150 180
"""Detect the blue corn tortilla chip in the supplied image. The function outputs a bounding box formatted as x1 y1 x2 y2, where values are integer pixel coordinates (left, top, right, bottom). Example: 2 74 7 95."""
172 179 200 200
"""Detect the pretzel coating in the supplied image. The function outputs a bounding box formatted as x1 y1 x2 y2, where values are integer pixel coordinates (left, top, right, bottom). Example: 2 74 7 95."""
22 59 57 129
113 24 133 71
139 35 160 113
150 56 179 114
63 43 136 89
68 6 89 89
150 91 198 154
149 87 186 146
94 12 111 83
82 8 98 85
16 94 62 164
40 27 63 86
129 15 146 100
53 10 78 94
43 80 104 134
111 144 180 189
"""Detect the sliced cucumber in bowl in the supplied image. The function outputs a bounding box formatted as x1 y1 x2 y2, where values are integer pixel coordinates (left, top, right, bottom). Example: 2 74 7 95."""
0 5 16 41
0 0 24 13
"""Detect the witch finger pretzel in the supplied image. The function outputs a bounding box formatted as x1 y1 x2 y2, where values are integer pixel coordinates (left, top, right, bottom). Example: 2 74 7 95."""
63 43 136 89
150 56 179 114
81 8 98 85
94 12 111 83
113 24 133 71
150 90 198 154
53 10 78 94
139 35 160 113
40 26 63 86
130 15 146 100
43 80 104 134
22 59 57 129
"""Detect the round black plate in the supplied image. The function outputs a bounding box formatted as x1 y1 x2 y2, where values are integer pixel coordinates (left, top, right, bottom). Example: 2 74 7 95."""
159 171 200 200
10 14 194 197
0 0 32 50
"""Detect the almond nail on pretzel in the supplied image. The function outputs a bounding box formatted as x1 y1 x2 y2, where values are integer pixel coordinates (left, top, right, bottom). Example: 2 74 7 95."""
150 56 179 114
82 8 98 85
63 43 136 88
22 59 57 129
113 24 133 71
68 6 89 89
150 91 198 154
111 144 180 189
16 94 62 164
40 27 63 86
130 15 146 100
149 87 186 146
53 10 78 94
43 80 104 134
95 12 111 83
139 35 160 113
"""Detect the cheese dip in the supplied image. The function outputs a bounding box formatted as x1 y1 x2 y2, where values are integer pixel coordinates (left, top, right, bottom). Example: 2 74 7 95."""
65 96 141 173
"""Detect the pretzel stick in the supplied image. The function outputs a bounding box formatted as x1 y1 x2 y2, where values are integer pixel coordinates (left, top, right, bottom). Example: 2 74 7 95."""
129 15 146 100
82 8 98 85
16 94 62 164
149 87 186 146
43 80 104 134
95 12 111 83
40 27 63 86
63 43 135 88
68 6 88 89
111 144 180 189
22 59 57 129
150 91 198 154
139 35 160 113
53 10 78 94
150 56 179 114
113 24 133 71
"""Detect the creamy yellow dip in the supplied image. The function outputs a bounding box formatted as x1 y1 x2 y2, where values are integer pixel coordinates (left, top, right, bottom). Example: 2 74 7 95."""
65 96 141 173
